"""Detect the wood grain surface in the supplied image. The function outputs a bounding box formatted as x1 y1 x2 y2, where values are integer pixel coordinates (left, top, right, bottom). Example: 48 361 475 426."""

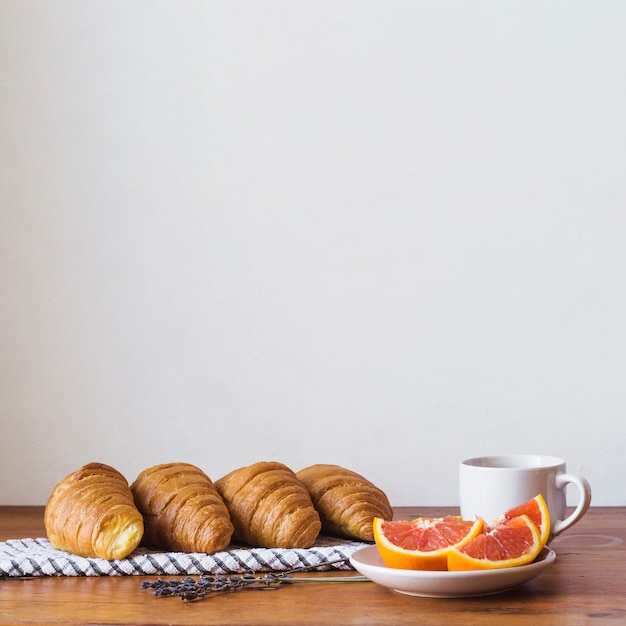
1 506 624 625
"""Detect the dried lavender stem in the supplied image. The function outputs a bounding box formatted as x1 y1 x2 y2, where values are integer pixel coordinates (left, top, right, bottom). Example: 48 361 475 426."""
141 557 368 602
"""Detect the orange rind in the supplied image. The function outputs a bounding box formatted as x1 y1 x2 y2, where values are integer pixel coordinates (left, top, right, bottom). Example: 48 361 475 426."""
447 514 543 571
501 493 551 548
373 516 484 571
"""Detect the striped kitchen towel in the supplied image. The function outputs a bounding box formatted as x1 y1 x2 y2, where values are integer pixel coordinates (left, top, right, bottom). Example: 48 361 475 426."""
0 536 368 577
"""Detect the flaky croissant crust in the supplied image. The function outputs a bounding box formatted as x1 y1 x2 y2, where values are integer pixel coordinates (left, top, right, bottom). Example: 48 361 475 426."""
296 463 393 541
130 462 233 554
215 461 322 549
44 462 144 560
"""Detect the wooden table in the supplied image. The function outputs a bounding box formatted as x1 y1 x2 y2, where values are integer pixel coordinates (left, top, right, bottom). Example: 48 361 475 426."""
1 506 624 625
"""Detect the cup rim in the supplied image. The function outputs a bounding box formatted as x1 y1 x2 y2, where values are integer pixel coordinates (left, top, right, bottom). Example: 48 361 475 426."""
461 454 566 470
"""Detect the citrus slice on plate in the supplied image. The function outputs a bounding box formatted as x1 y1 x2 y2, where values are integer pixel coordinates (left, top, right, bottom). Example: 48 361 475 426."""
373 516 484 571
447 514 542 571
501 494 550 547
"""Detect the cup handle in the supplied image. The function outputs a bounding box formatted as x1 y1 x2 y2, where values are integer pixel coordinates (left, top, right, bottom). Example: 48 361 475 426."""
552 473 592 536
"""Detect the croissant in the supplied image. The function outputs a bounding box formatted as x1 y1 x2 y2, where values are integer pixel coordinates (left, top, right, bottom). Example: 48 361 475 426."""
214 461 322 549
44 462 144 560
130 462 233 554
296 464 393 541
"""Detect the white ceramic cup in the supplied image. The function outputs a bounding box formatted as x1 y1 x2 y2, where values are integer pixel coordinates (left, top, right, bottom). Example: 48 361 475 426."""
459 455 591 540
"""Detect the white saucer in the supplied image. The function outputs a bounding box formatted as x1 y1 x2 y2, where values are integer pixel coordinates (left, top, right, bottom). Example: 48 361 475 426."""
349 545 556 598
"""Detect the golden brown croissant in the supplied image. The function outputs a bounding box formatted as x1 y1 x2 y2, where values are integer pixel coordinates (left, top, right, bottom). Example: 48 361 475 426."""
214 461 322 549
130 462 233 554
296 464 393 541
44 462 144 560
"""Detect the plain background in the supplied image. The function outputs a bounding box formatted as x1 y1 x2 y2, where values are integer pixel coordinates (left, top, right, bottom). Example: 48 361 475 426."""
1 1 624 508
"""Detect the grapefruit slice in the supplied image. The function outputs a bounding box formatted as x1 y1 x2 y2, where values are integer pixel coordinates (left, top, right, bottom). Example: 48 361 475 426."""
447 514 542 571
373 516 484 571
501 494 550 547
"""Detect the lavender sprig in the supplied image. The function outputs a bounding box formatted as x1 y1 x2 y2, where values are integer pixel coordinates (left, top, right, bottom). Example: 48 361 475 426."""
141 557 368 602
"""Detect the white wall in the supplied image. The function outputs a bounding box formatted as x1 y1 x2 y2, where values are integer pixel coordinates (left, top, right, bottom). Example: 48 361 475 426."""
1 1 625 507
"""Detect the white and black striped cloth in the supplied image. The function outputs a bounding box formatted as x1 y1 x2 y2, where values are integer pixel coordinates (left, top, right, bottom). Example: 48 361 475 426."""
0 537 368 577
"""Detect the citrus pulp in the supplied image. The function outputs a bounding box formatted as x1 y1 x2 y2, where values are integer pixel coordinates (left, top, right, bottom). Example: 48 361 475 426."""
501 494 551 547
373 516 483 571
447 514 543 571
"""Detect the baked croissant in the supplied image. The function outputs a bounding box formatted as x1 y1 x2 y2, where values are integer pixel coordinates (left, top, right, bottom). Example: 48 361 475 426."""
44 462 144 560
296 464 393 541
214 461 322 549
130 462 233 554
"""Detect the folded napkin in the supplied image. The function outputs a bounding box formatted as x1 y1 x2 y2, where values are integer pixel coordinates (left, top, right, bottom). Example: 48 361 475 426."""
0 536 368 578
